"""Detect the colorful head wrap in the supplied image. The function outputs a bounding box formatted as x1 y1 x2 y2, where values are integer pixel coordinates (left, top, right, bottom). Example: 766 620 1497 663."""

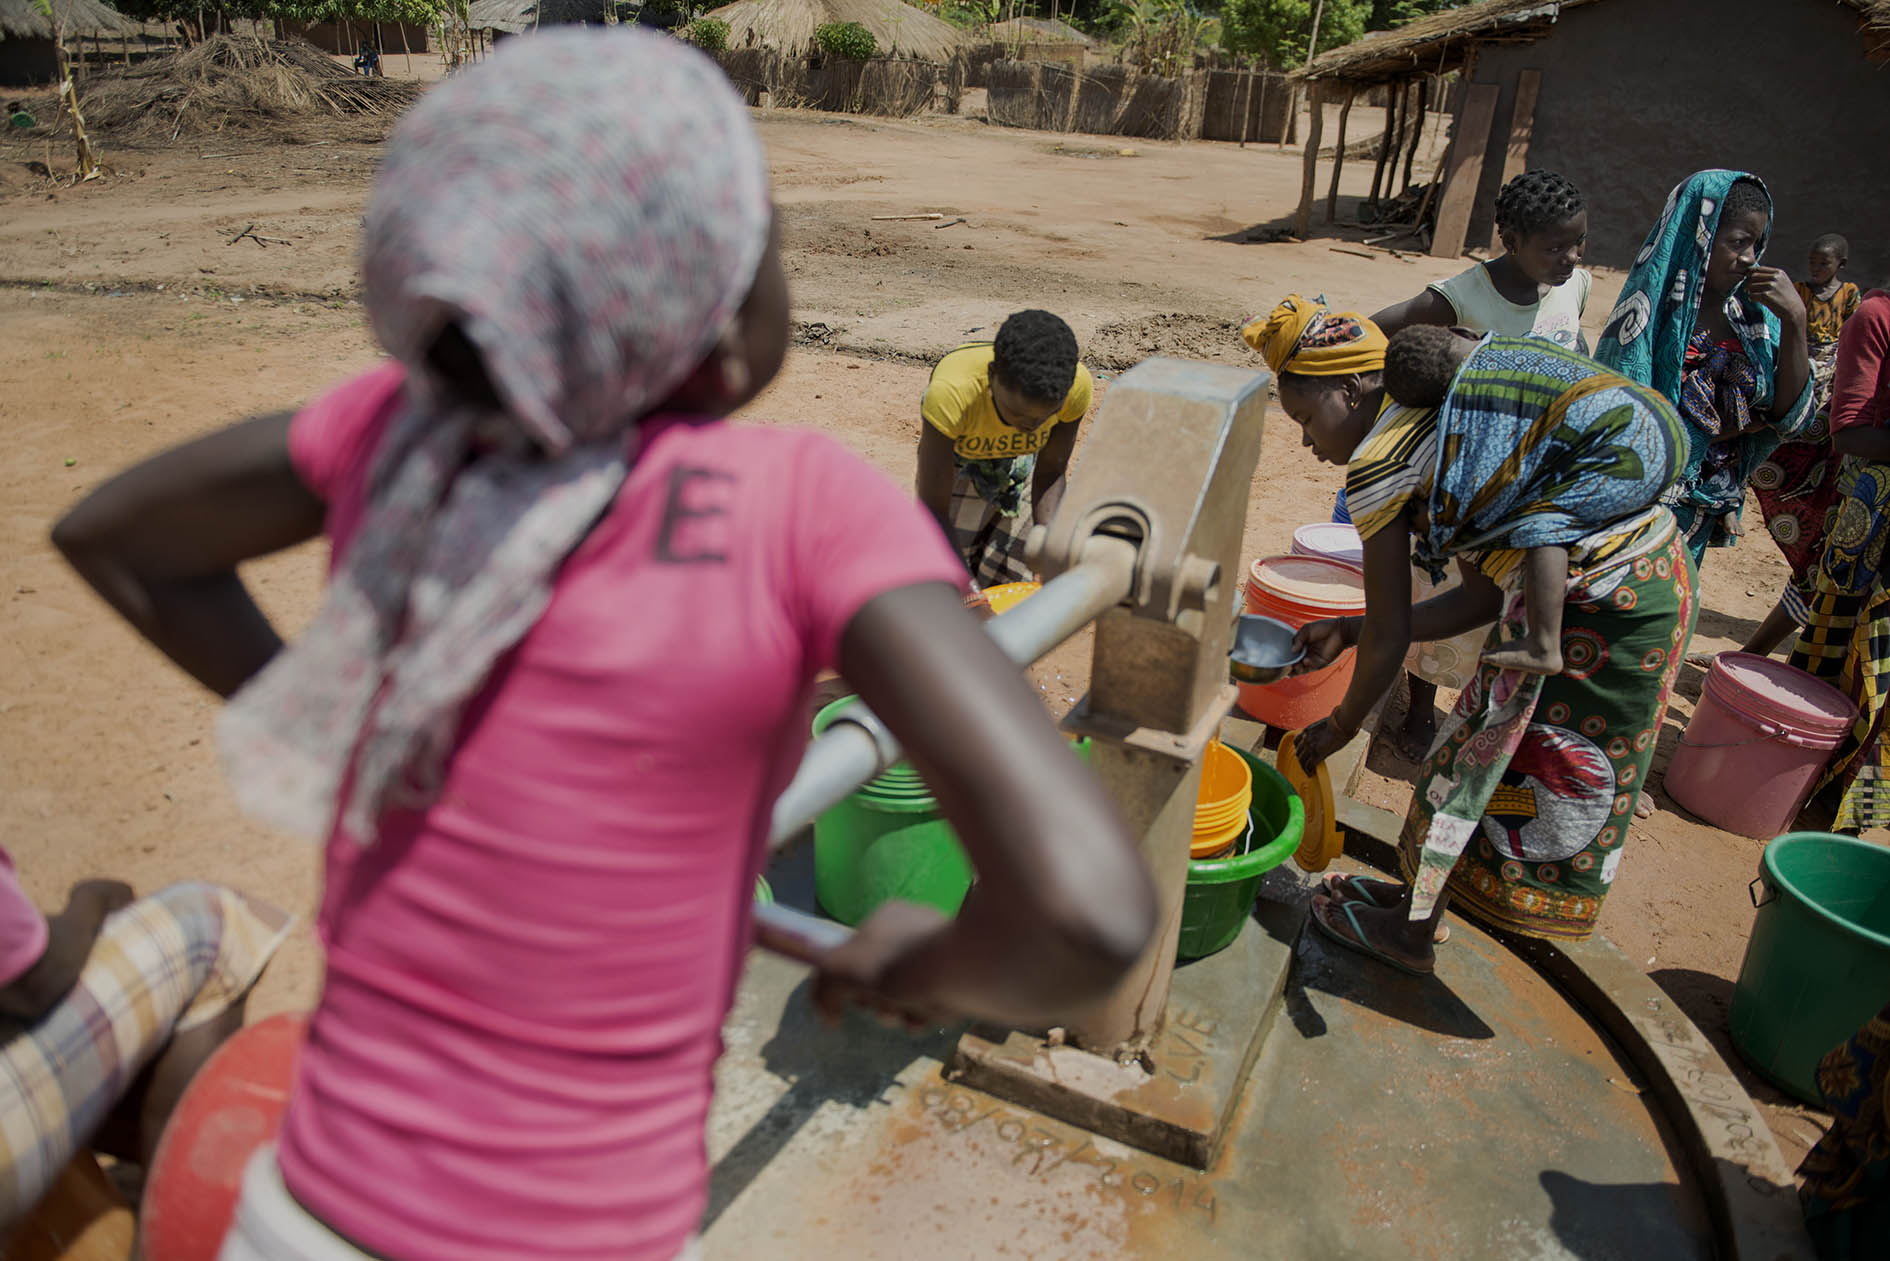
218 28 774 844
1594 169 1812 533
1242 294 1388 379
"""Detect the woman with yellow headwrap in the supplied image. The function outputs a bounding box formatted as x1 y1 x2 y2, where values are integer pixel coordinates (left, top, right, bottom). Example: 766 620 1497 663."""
1270 316 1691 976
1242 295 1482 762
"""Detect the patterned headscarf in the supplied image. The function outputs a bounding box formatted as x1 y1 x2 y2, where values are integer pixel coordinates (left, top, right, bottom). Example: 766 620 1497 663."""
1596 170 1784 415
1595 170 1811 523
218 28 774 844
1242 294 1388 378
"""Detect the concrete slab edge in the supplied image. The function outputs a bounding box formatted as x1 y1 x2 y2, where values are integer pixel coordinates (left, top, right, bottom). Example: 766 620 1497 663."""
1334 813 1816 1261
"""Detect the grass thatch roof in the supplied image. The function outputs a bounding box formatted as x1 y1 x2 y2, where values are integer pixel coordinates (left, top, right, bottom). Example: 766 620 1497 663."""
985 16 1094 46
704 0 964 62
0 0 135 40
467 0 626 34
1299 0 1890 83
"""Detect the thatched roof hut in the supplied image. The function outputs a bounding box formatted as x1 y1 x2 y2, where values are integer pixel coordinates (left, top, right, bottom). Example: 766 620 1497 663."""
1287 0 1890 279
467 0 629 35
704 0 964 62
0 0 135 39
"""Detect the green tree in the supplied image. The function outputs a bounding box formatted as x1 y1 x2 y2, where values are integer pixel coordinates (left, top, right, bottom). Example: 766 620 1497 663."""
814 20 877 59
1367 0 1463 28
1220 0 1367 68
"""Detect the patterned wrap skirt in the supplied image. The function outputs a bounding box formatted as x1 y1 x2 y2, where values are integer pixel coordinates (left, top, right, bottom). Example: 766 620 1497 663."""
1789 458 1890 831
1399 526 1698 940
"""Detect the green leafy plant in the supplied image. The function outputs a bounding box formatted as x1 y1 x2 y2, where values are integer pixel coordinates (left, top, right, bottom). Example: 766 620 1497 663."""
29 0 100 178
683 16 729 50
814 20 877 60
1220 0 1368 69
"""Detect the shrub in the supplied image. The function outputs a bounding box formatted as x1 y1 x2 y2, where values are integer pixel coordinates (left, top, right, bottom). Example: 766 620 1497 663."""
683 17 730 50
814 21 877 60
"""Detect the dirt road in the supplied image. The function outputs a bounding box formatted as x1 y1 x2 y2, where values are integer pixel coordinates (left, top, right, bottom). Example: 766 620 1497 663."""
0 104 1844 1161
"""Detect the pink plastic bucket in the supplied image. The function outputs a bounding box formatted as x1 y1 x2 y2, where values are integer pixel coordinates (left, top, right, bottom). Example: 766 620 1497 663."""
1666 653 1857 839
1290 522 1364 571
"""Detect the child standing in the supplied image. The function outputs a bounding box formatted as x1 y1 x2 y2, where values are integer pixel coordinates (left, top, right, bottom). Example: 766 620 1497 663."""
1355 169 1591 754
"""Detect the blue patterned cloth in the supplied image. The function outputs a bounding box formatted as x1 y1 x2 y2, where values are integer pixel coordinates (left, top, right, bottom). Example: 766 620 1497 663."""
1413 336 1685 581
1595 170 1814 556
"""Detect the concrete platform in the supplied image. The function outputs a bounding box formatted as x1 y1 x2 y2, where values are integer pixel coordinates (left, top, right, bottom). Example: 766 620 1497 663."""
704 845 1715 1259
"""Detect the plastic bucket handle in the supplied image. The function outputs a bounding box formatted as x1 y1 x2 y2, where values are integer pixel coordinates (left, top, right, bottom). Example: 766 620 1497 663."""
1749 874 1777 908
1680 716 1843 752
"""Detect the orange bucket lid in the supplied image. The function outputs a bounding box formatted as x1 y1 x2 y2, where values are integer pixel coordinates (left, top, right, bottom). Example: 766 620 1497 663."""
1246 555 1367 614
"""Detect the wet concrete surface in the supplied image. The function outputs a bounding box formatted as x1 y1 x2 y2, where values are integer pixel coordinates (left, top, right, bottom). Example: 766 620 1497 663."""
704 844 1713 1260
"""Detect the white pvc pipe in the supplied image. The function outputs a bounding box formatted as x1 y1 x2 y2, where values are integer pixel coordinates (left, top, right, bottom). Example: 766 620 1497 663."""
767 534 1138 849
754 535 1140 967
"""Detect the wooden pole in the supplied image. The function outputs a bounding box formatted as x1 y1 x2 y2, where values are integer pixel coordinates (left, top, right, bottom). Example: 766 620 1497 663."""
1325 84 1353 224
1294 80 1324 238
1254 70 1269 144
1368 76 1402 207
1487 68 1542 253
1401 76 1428 196
398 21 414 75
1237 60 1254 148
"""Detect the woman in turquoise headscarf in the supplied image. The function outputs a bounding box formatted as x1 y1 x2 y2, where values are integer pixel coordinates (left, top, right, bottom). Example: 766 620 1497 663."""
1596 170 1813 566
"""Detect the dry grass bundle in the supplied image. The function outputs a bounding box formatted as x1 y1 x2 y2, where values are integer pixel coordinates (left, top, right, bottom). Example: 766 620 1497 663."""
83 35 424 144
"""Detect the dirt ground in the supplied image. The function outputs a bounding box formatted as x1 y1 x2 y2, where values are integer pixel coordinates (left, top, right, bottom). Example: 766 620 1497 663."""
0 94 1855 1168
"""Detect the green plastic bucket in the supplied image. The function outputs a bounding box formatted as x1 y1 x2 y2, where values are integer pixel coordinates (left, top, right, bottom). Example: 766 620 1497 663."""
809 697 973 926
1177 745 1305 961
1730 831 1890 1104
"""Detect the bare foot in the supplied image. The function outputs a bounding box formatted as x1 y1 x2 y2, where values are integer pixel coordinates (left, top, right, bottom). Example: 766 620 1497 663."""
1684 650 1717 670
1390 706 1436 763
1483 639 1563 676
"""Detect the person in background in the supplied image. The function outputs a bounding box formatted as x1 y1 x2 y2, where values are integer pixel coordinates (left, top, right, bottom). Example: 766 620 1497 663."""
1742 233 1863 657
1596 170 1813 570
1289 324 1691 973
53 32 1154 1261
1370 168 1592 351
1788 283 1890 833
915 310 1092 588
1798 994 1890 1258
1314 171 1594 758
0 870 288 1225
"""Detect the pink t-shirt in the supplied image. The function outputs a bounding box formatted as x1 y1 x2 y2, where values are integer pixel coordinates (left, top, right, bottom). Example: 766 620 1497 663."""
274 364 964 1261
0 848 48 989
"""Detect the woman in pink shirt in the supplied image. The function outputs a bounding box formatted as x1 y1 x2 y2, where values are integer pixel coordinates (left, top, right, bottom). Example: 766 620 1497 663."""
52 30 1154 1261
1788 286 1890 834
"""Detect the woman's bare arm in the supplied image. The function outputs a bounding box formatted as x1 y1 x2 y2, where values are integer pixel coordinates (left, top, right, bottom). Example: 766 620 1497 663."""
821 582 1156 1029
51 413 323 698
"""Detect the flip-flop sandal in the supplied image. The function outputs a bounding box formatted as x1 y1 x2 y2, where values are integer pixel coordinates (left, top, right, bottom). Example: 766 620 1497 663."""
1318 874 1402 908
1308 898 1434 977
1314 876 1452 943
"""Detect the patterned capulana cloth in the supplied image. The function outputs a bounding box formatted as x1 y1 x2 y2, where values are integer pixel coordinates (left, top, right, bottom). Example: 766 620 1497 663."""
950 462 1036 588
1595 169 1814 558
0 883 291 1224
217 29 774 845
1346 335 1684 585
1798 996 1890 1260
1790 459 1890 832
1400 524 1697 936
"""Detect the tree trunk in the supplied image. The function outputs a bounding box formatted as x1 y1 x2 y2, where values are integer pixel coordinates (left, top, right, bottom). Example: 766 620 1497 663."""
1236 61 1254 148
51 23 100 179
1367 77 1402 207
1401 77 1428 197
1325 84 1353 224
1293 81 1323 238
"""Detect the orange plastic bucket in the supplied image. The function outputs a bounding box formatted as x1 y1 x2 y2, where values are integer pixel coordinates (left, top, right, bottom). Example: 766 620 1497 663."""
1237 555 1367 730
1192 740 1253 859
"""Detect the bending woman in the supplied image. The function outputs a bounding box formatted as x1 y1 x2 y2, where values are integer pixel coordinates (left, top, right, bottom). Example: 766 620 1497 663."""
1287 323 1694 973
53 31 1155 1261
1596 170 1813 567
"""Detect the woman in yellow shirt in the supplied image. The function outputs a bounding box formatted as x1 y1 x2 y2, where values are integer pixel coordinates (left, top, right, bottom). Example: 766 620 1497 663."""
915 310 1093 587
